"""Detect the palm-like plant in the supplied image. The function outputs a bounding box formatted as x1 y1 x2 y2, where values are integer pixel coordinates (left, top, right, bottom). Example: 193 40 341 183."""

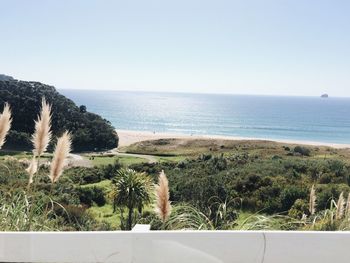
112 169 153 230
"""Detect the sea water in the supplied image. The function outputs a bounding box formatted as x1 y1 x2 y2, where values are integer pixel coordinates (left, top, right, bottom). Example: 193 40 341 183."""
60 90 350 144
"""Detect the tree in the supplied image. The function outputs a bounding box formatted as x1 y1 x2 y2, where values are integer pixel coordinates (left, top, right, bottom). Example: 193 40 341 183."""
0 79 118 151
112 169 153 230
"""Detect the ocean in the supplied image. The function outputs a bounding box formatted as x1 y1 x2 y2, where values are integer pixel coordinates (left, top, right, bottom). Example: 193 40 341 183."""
59 90 350 144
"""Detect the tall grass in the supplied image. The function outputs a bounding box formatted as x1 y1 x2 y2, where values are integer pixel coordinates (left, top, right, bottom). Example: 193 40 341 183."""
235 213 305 230
0 103 12 149
155 170 172 227
0 191 58 231
0 100 72 231
49 131 72 183
32 98 52 157
164 204 214 230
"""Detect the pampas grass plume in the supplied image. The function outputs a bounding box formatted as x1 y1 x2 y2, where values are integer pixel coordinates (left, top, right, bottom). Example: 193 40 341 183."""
336 192 345 220
309 184 316 215
49 131 71 183
26 157 38 185
345 193 350 217
155 170 172 222
0 103 12 149
32 98 52 157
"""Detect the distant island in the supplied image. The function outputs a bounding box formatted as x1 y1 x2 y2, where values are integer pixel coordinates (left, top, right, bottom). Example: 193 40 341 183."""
321 93 329 98
0 75 118 152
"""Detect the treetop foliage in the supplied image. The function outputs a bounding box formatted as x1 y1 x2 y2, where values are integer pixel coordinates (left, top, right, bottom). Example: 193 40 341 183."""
0 79 118 152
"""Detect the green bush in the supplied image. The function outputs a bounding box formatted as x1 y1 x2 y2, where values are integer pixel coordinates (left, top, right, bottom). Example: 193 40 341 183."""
77 186 106 207
293 146 311 156
0 80 118 151
280 186 307 212
288 199 309 219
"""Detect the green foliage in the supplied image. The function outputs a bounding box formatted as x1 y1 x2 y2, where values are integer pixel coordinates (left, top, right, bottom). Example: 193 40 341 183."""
66 167 106 185
280 186 308 212
0 157 109 231
288 199 309 219
54 204 112 231
0 191 58 231
208 197 238 229
235 213 304 230
111 169 154 230
77 186 106 207
293 146 311 156
164 204 214 230
132 149 350 216
0 79 118 151
2 134 350 231
64 161 121 185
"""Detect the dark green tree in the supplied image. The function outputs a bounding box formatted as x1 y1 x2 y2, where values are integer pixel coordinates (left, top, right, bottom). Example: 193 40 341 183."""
0 79 118 151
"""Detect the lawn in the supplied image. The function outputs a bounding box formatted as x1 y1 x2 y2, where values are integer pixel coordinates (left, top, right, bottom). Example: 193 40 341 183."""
0 151 32 159
88 204 121 229
124 138 350 163
88 155 149 166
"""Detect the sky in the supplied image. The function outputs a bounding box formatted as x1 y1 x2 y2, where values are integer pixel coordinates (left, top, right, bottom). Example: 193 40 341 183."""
1 0 350 96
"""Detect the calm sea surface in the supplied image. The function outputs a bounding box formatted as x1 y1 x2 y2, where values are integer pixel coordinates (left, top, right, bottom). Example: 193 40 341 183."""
60 90 350 144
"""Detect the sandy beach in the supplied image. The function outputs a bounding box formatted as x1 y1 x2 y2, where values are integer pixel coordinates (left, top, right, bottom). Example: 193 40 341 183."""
117 129 350 149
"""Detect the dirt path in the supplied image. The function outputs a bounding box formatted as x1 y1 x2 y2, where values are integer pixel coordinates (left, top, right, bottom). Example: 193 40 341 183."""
70 149 158 166
114 152 157 164
67 130 163 166
68 153 93 167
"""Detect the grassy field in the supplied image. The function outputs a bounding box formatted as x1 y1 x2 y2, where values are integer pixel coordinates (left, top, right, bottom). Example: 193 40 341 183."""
87 204 121 229
87 155 149 166
0 151 32 160
80 179 112 191
124 138 350 162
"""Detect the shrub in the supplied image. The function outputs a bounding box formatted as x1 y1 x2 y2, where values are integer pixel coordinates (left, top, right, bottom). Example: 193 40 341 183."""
288 199 309 219
65 167 105 185
293 146 310 156
77 186 106 207
280 186 307 211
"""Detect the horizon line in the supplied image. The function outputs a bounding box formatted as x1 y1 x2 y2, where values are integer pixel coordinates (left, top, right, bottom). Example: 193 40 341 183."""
58 88 345 99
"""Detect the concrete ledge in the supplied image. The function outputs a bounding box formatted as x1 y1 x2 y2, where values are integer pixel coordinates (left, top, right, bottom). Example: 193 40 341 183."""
0 231 348 263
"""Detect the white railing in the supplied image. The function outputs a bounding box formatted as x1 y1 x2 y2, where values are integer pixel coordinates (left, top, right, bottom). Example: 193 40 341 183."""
0 228 349 263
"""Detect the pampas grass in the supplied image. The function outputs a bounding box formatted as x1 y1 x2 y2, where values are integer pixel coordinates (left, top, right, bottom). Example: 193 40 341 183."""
336 192 345 220
32 98 52 157
309 184 316 215
49 131 71 183
155 170 172 223
0 100 75 231
0 103 12 149
345 193 350 217
26 157 38 185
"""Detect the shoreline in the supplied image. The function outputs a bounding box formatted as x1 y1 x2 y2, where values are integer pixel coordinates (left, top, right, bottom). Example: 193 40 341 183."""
116 129 350 149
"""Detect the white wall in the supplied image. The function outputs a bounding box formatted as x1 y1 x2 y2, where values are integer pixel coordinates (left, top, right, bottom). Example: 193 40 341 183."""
0 231 349 263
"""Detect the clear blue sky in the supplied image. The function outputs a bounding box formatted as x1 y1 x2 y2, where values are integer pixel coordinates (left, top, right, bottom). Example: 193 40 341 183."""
1 0 350 96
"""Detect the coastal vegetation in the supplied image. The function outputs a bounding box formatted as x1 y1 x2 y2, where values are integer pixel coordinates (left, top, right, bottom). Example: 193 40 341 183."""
1 98 350 231
0 78 118 152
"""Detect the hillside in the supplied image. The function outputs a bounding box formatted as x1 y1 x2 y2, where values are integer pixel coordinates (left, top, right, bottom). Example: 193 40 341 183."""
127 138 350 215
0 74 14 81
0 78 118 152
